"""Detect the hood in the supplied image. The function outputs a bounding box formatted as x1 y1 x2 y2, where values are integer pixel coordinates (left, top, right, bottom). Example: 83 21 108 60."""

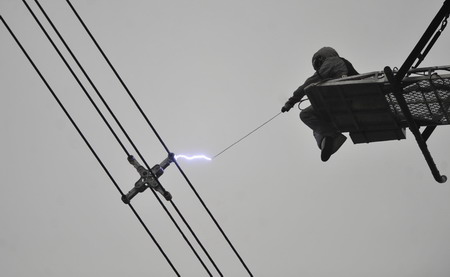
312 47 339 61
312 47 339 70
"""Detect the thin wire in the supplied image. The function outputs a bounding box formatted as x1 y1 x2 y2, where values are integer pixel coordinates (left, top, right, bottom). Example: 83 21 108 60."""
31 0 215 275
21 0 130 157
176 162 255 276
66 0 171 154
0 14 180 277
65 1 253 275
213 112 282 159
170 201 222 276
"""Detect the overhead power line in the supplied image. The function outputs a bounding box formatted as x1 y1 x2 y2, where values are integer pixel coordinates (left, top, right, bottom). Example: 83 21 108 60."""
25 0 220 275
0 14 180 277
65 1 254 275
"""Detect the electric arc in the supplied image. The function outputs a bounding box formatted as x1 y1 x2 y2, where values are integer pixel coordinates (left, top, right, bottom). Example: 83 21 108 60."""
175 155 212 161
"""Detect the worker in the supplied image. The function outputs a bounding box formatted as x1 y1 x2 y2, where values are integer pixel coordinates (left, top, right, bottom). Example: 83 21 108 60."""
281 47 358 161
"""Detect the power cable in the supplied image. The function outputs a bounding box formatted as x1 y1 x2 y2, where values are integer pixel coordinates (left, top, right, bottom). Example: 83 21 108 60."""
24 0 130 157
65 1 254 275
0 14 180 277
23 0 214 275
31 2 218 274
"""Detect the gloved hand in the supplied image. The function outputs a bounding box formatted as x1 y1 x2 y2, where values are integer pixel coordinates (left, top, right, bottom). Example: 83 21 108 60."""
281 101 294 113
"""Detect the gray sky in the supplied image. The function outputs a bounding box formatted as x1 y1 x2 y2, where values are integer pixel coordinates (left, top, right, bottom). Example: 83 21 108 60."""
1 0 450 276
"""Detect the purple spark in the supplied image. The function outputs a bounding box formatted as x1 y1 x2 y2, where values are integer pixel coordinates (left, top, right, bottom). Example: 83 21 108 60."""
175 154 212 161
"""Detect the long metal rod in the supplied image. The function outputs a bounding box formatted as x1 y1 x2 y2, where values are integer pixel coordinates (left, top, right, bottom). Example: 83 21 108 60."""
383 1 450 183
422 126 437 141
385 67 446 183
396 0 450 80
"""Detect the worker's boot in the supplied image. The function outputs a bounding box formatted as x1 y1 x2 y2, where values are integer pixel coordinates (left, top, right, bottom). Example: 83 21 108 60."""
321 134 347 162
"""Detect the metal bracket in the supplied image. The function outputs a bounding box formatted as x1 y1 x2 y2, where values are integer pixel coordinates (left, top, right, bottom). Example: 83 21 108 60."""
122 153 175 204
384 66 447 183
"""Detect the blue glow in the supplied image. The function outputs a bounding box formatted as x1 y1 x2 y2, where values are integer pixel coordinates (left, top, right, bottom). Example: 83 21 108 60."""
175 154 212 161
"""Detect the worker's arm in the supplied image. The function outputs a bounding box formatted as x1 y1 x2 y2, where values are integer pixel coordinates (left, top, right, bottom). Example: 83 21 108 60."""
282 72 321 112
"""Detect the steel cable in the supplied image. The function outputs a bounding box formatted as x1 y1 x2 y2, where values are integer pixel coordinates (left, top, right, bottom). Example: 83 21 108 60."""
22 0 215 275
0 14 180 277
32 0 219 274
65 1 253 275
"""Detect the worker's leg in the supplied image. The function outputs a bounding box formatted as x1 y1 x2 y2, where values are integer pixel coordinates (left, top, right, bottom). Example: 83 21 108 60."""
300 105 340 147
300 105 346 161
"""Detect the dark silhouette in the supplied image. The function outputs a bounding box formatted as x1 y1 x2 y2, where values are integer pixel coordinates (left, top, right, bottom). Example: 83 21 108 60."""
282 47 358 161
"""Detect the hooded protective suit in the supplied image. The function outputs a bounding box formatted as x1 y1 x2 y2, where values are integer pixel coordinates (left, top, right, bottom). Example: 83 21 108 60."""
282 47 358 161
283 47 358 108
